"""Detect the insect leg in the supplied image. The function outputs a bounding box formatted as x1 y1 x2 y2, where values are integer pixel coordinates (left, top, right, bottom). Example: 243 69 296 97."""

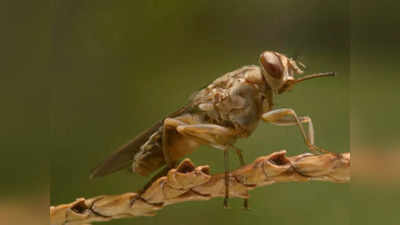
134 165 171 204
132 118 192 205
175 124 236 208
262 108 326 153
162 118 188 169
232 145 246 166
175 124 236 146
231 145 249 209
133 117 195 205
224 148 230 208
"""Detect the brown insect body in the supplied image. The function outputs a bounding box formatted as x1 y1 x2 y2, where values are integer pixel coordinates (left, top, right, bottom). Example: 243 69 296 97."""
91 51 334 179
132 66 269 176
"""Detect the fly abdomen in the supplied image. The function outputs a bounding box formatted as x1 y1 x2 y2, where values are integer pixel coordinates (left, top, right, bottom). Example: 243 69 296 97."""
132 143 165 176
133 129 164 176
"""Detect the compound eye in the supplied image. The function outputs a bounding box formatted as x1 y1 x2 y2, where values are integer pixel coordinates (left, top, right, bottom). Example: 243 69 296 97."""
260 52 284 79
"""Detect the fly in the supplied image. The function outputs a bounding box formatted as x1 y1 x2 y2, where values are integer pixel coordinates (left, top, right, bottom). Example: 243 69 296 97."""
90 51 335 208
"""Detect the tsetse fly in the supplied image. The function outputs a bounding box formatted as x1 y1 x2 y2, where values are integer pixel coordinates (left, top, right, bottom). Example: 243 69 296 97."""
90 51 335 208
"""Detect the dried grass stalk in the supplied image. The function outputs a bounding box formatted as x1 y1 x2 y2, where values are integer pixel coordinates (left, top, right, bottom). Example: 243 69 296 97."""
50 150 350 225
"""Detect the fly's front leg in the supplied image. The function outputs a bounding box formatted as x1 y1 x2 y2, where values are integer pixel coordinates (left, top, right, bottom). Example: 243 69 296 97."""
262 108 327 153
175 124 236 208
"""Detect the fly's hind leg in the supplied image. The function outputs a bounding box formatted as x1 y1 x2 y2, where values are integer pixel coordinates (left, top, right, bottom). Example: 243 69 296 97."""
175 123 237 208
134 165 171 205
262 108 327 154
162 118 187 169
133 117 188 206
141 118 185 189
142 166 171 191
147 117 190 187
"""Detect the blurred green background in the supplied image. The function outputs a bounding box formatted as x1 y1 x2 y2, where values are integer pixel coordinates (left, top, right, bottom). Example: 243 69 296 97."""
50 1 349 225
351 1 400 225
0 1 50 224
